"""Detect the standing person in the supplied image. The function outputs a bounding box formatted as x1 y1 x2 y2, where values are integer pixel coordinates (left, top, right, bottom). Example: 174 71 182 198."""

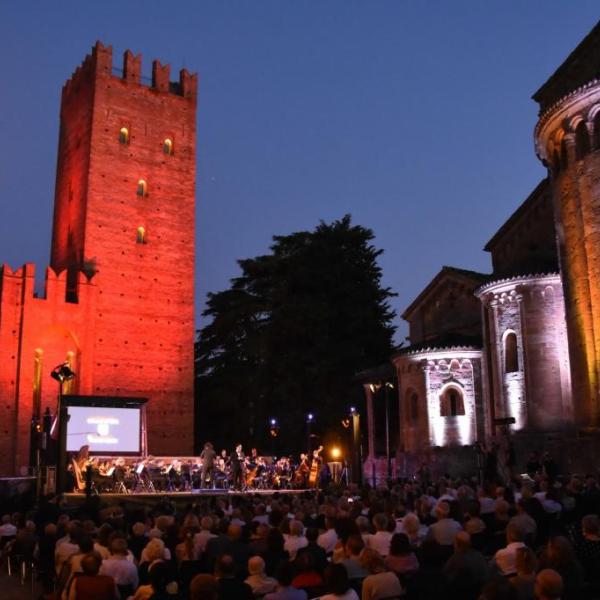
230 444 245 491
200 442 217 489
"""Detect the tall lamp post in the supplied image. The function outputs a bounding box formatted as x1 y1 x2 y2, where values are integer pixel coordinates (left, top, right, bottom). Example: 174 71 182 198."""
306 412 315 455
50 362 76 494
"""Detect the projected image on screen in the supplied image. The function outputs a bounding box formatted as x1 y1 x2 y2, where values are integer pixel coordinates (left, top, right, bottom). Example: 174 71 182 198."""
66 406 141 453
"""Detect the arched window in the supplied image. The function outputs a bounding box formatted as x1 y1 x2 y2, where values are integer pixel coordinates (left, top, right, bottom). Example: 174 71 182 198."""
137 179 147 197
575 122 591 160
504 331 519 373
594 112 600 151
408 391 419 422
136 226 146 244
552 150 561 174
560 139 569 170
440 387 465 417
163 138 174 155
119 127 129 144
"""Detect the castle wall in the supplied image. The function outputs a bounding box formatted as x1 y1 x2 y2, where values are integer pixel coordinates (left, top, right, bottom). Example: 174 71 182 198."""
0 264 97 474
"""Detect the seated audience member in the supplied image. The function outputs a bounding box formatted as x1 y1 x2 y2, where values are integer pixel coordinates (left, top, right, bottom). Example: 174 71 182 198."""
190 573 219 600
245 555 278 597
318 517 339 555
56 522 81 576
320 563 359 600
263 528 290 577
265 562 308 600
359 548 403 600
129 522 148 562
509 546 537 600
296 527 328 574
509 500 537 545
100 537 139 596
428 501 462 547
291 551 324 596
67 553 118 600
443 531 488 599
194 516 217 555
538 536 584 599
384 533 418 576
214 553 254 600
570 513 600 589
367 513 393 557
399 512 427 547
175 527 199 563
492 523 526 576
284 520 308 560
534 569 564 600
340 534 369 581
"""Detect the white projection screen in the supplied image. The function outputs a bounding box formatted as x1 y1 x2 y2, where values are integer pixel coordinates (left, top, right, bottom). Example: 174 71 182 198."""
66 405 142 454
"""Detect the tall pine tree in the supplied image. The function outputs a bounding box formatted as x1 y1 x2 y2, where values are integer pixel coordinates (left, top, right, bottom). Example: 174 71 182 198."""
196 215 396 452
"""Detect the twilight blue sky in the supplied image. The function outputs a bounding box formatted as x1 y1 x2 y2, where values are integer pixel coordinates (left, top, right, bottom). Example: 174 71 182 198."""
0 2 598 341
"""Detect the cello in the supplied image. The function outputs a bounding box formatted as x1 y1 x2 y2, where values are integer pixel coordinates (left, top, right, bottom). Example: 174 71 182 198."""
308 445 323 488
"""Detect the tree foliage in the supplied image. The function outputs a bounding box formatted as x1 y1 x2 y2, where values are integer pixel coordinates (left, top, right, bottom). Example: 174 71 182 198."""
195 215 396 452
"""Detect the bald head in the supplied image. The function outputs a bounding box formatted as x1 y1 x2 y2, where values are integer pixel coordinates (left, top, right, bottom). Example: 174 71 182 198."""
535 569 563 600
454 531 471 552
227 524 242 541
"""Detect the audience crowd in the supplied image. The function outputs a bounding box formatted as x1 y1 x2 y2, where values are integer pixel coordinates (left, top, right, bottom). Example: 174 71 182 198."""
2 456 600 600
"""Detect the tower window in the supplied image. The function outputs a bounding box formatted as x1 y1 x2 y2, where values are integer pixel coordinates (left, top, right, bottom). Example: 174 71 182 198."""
119 127 129 144
137 179 147 197
575 121 591 160
440 387 465 417
410 392 419 422
504 331 519 373
136 227 146 244
163 138 174 155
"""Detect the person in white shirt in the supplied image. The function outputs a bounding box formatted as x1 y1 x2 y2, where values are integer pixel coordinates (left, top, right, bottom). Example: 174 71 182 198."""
284 520 308 560
493 523 526 576
317 517 339 555
140 537 171 564
194 516 217 555
55 523 81 576
100 537 139 590
366 513 393 557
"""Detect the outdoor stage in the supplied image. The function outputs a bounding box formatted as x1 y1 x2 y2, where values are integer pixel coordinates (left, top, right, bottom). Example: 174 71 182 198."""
63 488 313 507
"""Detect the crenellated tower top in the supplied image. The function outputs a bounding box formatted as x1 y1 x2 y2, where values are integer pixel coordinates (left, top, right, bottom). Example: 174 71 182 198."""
62 41 197 101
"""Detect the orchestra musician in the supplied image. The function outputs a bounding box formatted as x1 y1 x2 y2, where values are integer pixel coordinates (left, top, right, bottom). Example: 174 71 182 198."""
230 443 245 490
200 442 217 488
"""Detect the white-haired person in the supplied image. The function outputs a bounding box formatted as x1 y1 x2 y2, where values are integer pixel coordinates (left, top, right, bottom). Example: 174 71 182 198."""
245 555 278 597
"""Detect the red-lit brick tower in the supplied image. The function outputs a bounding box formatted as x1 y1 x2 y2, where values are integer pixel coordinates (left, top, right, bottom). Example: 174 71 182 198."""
51 42 196 454
533 23 600 428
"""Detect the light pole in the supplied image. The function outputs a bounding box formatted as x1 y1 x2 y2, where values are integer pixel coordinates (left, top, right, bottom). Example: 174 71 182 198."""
50 362 76 494
384 381 394 481
306 412 315 455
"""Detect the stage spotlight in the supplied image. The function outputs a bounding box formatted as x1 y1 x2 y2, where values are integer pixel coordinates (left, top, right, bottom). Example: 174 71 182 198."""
331 446 341 459
306 413 314 423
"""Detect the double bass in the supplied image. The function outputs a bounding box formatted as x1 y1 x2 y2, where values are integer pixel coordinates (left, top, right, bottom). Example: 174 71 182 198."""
308 445 323 488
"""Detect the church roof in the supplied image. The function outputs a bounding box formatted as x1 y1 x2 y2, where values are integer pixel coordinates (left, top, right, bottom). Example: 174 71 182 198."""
393 333 482 358
483 179 549 252
533 20 600 113
401 266 490 321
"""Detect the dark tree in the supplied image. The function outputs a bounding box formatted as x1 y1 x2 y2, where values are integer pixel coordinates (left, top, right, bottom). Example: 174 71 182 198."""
195 215 396 453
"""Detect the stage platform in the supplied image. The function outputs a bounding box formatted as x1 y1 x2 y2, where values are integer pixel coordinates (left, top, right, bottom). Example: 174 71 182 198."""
64 488 312 507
